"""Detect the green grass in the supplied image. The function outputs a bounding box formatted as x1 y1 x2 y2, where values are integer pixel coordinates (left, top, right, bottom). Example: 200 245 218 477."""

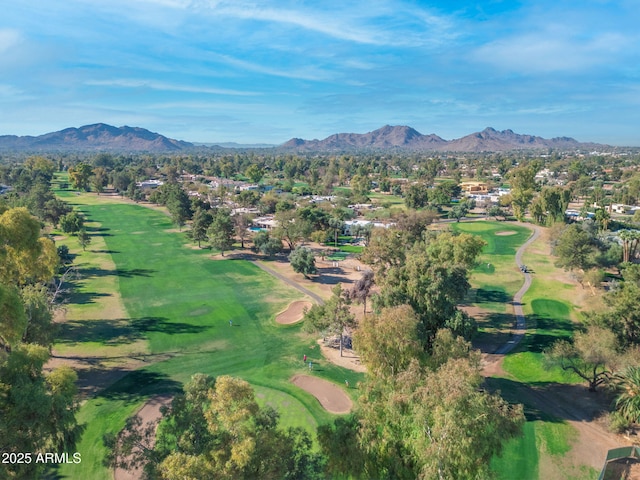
54 189 363 479
491 420 578 480
452 222 531 345
454 221 591 478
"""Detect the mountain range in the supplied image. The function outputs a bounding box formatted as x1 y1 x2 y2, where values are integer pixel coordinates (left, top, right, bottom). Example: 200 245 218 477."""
0 123 193 152
281 125 608 152
0 123 609 153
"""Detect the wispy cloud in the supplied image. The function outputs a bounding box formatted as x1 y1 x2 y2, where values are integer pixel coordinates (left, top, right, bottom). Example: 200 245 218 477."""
474 28 630 73
85 79 259 96
0 29 21 52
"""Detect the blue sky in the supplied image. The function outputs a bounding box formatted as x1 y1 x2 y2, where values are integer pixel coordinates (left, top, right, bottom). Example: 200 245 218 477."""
2 0 639 145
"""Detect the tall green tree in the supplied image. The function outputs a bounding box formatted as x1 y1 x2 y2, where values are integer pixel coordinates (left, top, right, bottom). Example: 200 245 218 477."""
208 208 234 256
509 164 537 221
68 162 93 191
288 246 317 279
553 224 596 272
304 284 355 356
372 231 485 347
188 207 213 248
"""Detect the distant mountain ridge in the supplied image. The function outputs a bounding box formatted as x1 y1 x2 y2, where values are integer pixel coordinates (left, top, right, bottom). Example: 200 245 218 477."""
0 123 193 152
0 123 611 153
280 125 608 152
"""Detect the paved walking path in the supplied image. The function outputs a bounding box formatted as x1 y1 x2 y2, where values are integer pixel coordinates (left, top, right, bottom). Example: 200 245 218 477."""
494 223 541 355
251 260 325 305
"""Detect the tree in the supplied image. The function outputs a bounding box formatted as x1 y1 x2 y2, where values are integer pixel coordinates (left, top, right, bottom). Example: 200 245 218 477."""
21 284 56 346
373 232 485 347
392 209 437 244
274 209 311 250
0 207 58 286
350 174 370 199
0 346 80 478
188 207 213 248
244 164 264 184
620 229 640 264
252 231 283 257
304 284 355 356
594 207 611 232
68 162 93 191
447 199 473 222
360 227 408 277
59 210 84 235
546 326 619 391
234 213 252 249
404 183 429 209
353 305 423 376
347 270 374 315
553 224 596 272
324 326 524 480
166 186 192 230
288 246 316 279
614 366 640 423
592 264 640 345
487 205 505 220
208 209 234 256
77 228 91 251
91 166 108 194
328 217 343 248
509 164 537 221
107 374 325 480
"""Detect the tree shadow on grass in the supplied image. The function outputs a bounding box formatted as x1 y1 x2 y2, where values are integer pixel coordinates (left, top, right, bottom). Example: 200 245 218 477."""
58 317 209 345
314 273 354 285
79 267 156 278
522 315 574 353
484 376 612 424
131 316 210 335
476 287 511 304
68 290 112 305
99 370 182 401
85 225 111 234
58 318 142 345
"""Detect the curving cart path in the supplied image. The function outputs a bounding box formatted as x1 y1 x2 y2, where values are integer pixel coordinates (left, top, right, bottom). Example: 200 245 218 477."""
494 223 541 355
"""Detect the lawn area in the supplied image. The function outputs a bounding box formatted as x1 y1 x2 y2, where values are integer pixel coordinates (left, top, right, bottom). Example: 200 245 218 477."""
453 220 594 479
452 221 531 346
54 190 362 479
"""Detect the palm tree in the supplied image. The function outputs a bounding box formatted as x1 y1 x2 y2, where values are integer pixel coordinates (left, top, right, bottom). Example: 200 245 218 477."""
620 229 640 263
615 366 640 423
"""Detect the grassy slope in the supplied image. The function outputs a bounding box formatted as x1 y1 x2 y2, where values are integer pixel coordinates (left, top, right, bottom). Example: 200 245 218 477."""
453 221 593 479
56 193 362 479
452 222 530 345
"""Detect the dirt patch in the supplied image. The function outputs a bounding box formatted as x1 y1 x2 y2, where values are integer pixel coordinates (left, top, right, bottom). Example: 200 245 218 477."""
114 394 173 480
291 374 353 414
317 339 366 373
495 230 518 236
276 300 312 324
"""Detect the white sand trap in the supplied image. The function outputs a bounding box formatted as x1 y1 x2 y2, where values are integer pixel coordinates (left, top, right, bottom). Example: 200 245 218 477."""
495 230 517 236
291 374 352 414
276 300 312 324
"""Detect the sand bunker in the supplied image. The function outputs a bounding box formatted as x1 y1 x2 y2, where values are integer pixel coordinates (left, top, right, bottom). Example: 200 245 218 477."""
276 300 312 324
495 230 518 236
291 374 352 414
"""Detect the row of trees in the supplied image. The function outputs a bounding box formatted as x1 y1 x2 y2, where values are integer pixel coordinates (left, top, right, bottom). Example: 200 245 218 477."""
0 207 81 478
